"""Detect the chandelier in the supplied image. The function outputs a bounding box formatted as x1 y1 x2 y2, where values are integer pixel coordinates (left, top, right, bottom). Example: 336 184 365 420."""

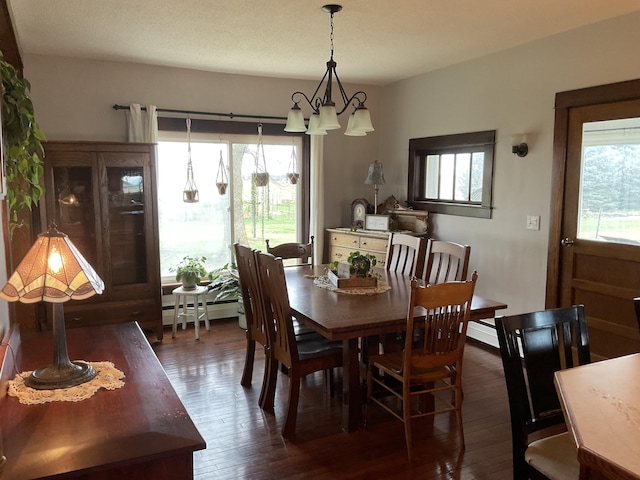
284 4 374 136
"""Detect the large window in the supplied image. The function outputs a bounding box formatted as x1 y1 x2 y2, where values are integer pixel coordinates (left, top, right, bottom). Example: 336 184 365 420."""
407 130 495 218
156 120 308 282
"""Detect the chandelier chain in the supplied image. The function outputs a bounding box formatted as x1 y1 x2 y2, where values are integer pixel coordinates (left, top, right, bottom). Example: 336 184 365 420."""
329 11 335 59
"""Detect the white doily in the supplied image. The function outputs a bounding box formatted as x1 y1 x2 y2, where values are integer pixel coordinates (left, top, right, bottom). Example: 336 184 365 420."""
8 361 125 405
311 275 391 295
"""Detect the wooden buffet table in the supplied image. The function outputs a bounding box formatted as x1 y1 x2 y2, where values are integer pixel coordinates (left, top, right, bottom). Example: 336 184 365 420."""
0 322 205 480
555 353 640 480
285 265 507 432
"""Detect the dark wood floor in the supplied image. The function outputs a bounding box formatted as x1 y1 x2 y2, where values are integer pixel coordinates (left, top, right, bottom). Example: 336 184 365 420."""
152 318 514 480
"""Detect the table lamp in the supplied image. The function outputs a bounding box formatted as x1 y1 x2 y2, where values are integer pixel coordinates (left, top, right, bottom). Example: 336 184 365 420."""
0 223 105 390
364 161 386 214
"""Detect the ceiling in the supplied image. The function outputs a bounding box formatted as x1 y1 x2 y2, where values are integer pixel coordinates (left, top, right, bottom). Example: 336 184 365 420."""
8 0 640 86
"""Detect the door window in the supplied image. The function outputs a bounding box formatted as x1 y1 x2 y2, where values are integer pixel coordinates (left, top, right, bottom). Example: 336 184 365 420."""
578 117 640 246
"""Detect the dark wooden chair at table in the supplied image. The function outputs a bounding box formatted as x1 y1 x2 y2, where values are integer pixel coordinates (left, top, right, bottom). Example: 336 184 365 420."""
366 272 478 460
634 297 640 333
496 305 591 480
235 243 274 410
265 235 314 267
265 236 316 338
256 251 343 437
420 239 470 284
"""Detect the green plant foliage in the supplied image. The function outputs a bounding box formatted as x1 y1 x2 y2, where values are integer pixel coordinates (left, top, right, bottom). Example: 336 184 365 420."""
0 51 46 233
208 262 241 303
171 255 208 284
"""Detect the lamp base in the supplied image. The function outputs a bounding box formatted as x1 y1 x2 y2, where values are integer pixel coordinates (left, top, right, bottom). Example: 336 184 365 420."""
25 361 96 390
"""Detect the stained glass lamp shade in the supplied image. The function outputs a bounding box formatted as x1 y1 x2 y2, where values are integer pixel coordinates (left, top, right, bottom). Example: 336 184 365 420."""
0 224 105 389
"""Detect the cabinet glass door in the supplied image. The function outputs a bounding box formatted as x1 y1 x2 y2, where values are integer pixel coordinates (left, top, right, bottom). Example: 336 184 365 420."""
51 166 98 267
106 166 148 286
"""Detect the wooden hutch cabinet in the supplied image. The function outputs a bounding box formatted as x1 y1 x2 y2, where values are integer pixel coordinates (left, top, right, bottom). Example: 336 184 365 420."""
41 142 163 341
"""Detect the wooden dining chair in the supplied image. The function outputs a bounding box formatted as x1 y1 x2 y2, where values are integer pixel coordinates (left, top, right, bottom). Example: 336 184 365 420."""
366 272 478 460
379 233 427 353
421 239 470 284
235 243 275 410
634 297 640 334
385 233 425 277
256 251 343 437
496 305 590 480
265 236 314 267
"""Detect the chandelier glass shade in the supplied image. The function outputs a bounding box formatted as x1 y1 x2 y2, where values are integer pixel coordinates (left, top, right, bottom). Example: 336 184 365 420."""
284 4 374 136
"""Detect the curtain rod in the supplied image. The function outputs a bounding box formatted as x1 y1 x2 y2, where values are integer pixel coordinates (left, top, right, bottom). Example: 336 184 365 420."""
112 104 288 122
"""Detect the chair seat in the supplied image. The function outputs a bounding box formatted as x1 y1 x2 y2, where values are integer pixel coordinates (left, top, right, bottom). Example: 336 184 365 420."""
293 318 315 336
526 431 580 480
370 352 455 383
297 335 342 359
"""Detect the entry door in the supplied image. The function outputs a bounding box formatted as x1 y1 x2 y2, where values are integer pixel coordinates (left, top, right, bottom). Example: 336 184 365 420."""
558 98 640 359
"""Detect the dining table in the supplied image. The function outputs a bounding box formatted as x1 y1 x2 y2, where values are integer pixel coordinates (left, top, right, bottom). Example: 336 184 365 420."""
554 353 640 480
285 264 508 432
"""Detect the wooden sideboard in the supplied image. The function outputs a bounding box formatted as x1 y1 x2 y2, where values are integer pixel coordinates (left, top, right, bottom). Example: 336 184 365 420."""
0 322 205 479
327 228 430 268
327 228 391 267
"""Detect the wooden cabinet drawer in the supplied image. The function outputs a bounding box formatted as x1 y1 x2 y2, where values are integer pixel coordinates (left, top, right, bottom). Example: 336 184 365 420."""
60 300 159 330
329 245 353 263
359 235 388 252
330 232 360 249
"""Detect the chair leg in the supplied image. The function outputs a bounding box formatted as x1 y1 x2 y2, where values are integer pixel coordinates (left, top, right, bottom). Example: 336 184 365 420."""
282 371 301 437
403 382 413 461
240 336 255 387
455 385 465 451
260 354 278 412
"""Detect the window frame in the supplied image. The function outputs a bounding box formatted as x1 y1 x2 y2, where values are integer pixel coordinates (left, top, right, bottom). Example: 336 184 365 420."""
407 130 495 218
158 117 311 242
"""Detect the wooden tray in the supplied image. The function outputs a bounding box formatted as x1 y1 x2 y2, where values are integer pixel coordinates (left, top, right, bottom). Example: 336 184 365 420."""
327 269 377 289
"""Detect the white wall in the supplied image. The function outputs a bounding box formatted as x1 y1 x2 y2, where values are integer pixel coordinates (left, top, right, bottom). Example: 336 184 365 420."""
22 55 381 249
21 11 640 327
379 12 640 318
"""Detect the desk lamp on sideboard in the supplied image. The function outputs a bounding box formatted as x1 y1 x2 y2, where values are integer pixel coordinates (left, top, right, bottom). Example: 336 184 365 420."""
0 223 105 390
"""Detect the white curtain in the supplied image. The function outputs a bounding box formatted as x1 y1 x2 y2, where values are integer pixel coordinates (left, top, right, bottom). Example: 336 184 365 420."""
309 135 324 263
127 104 158 143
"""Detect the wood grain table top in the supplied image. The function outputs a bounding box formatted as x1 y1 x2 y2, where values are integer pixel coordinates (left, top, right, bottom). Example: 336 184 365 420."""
555 353 640 480
0 322 205 480
285 265 507 340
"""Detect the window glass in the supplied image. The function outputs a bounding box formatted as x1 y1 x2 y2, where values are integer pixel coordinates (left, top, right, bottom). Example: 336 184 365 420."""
425 154 439 199
408 130 495 218
454 153 471 201
578 117 640 245
157 132 303 282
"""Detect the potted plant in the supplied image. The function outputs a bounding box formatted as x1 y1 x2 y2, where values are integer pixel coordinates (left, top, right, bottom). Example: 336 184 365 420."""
1 52 46 234
207 262 241 303
327 251 378 289
171 255 207 290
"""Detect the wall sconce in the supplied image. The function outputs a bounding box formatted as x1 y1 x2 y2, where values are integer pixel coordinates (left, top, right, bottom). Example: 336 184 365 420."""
511 134 529 157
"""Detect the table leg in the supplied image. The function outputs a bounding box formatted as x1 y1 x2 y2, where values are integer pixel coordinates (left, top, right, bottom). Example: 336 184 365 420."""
342 337 361 433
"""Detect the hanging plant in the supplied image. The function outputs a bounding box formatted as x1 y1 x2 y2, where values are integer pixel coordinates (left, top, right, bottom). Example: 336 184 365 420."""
0 52 46 233
216 150 228 195
286 145 300 185
252 123 269 187
182 117 199 203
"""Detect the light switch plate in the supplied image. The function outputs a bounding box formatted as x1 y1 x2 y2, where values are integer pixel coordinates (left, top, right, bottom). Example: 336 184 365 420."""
527 215 540 230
